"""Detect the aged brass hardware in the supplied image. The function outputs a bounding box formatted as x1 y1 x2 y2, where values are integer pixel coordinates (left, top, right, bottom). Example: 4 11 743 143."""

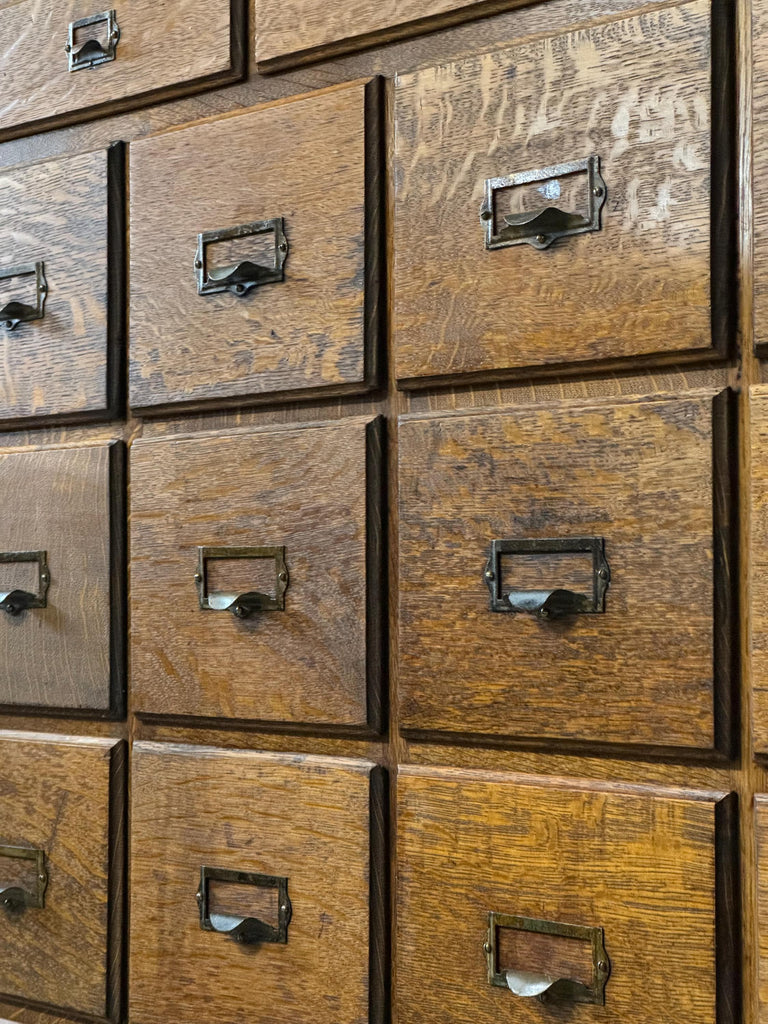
0 846 48 910
479 156 607 251
195 218 288 296
66 10 120 71
0 262 48 332
195 546 288 617
485 913 610 1005
196 867 291 945
0 551 50 617
484 537 609 618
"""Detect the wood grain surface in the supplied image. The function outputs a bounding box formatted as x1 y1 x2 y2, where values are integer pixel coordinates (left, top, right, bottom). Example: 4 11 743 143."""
0 732 124 1019
756 795 768 1023
0 441 124 713
754 0 768 354
397 766 734 1024
0 0 244 141
129 743 383 1024
129 79 381 414
130 417 382 727
394 0 720 386
398 391 734 752
749 390 768 752
0 147 118 425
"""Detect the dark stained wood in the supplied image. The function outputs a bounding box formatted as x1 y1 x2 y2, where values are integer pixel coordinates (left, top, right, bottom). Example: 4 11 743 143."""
749 388 768 753
129 742 382 1024
754 0 768 354
129 79 382 415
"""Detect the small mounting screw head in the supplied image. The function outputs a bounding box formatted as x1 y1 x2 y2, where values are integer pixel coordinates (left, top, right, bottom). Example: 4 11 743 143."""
195 890 203 904
279 243 288 252
482 941 491 955
193 572 202 584
194 258 202 269
485 569 494 580
598 567 609 580
278 571 288 582
233 604 246 618
65 43 72 52
235 284 245 295
4 321 12 330
39 873 46 882
480 208 492 222
536 234 547 246
593 186 604 197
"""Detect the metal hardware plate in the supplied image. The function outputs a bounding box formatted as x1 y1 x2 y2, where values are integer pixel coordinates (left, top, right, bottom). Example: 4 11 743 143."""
0 551 50 616
67 10 120 71
484 537 609 618
195 218 288 296
195 546 288 617
485 913 610 1005
197 866 291 945
0 846 48 910
480 155 607 251
0 262 48 332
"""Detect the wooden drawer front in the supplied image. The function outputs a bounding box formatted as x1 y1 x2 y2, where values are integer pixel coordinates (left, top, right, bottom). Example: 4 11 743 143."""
757 796 768 1022
0 733 125 1018
0 441 125 713
394 0 729 386
398 392 736 752
0 1 243 140
755 0 768 355
0 146 123 426
129 80 382 414
397 768 737 1024
129 744 386 1024
750 390 768 752
130 417 384 727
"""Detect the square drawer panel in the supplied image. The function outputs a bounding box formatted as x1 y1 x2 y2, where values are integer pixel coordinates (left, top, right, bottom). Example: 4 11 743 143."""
397 767 737 1024
0 441 125 714
0 1 244 140
0 146 124 426
130 417 385 728
129 743 387 1024
129 79 383 414
394 0 731 386
398 392 737 753
0 732 125 1019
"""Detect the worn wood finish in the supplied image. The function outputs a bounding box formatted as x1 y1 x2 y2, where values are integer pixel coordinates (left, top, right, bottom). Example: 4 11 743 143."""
397 766 736 1024
755 795 768 1023
130 417 383 728
748 389 768 753
0 441 125 714
0 0 245 142
129 743 385 1024
129 79 382 415
0 145 124 426
754 0 768 355
394 0 726 387
0 732 125 1019
398 391 735 752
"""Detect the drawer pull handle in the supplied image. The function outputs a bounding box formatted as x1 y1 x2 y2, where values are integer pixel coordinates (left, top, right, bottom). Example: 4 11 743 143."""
66 10 120 72
197 867 291 945
195 218 288 296
0 846 48 911
0 551 50 617
484 537 609 619
0 262 47 332
486 913 610 1006
195 545 288 618
479 155 606 251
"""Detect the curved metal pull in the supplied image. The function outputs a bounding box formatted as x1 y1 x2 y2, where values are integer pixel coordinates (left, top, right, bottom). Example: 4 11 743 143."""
506 587 597 619
196 219 288 296
0 847 48 911
195 546 288 618
0 263 47 331
197 867 291 946
0 551 50 617
67 10 120 71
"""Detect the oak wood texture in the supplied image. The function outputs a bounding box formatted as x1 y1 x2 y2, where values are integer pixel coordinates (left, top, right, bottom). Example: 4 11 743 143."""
0 732 125 1019
755 0 768 355
756 795 768 1023
0 0 245 142
130 417 385 728
398 391 736 753
393 0 728 387
748 389 768 753
397 766 737 1024
0 440 125 714
129 79 383 415
129 743 386 1024
0 145 124 427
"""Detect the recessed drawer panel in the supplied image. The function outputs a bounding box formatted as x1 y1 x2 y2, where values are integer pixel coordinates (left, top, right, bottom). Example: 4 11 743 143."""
129 79 383 414
398 392 736 752
394 0 731 386
0 732 125 1019
0 441 125 714
397 768 737 1024
0 146 123 426
129 743 386 1024
0 1 244 140
130 417 384 727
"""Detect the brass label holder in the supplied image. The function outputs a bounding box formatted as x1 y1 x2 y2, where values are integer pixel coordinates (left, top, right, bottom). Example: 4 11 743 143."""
0 551 51 617
195 218 288 296
195 545 288 618
196 866 291 945
0 846 48 910
66 10 120 72
0 262 48 332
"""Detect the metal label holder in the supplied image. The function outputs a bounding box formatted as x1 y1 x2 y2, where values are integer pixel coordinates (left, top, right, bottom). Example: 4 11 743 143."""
197 866 291 945
0 846 48 910
195 218 288 296
195 545 288 618
0 551 51 616
67 10 120 71
0 262 48 332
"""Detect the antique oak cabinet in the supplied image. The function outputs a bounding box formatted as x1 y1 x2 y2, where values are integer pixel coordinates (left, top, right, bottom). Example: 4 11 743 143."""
0 0 763 1022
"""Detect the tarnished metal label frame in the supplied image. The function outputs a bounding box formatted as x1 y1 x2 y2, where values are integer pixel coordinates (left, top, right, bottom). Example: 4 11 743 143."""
0 550 51 616
480 155 607 251
195 545 288 617
196 866 292 945
485 913 610 1005
67 10 120 72
0 262 48 332
0 846 48 910
195 218 288 297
